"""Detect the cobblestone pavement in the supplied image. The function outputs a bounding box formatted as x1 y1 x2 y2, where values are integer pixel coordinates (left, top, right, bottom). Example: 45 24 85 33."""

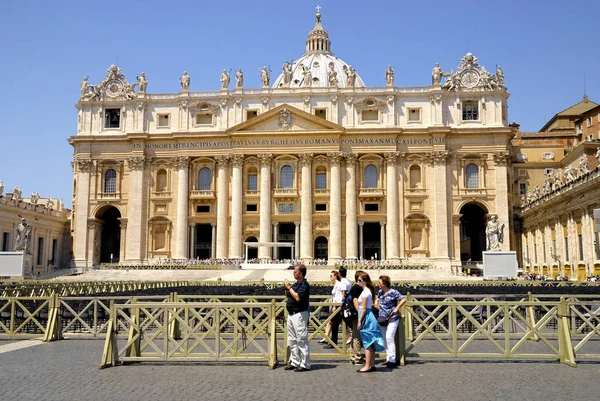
1 339 598 401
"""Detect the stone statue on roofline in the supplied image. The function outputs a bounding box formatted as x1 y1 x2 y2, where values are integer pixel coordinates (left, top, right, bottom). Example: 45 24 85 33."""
496 66 505 87
345 65 357 87
432 63 443 85
31 191 40 205
0 180 3 196
259 66 270 88
385 65 394 86
13 185 22 201
579 156 590 176
136 72 148 93
301 64 312 87
552 173 562 191
563 165 576 183
327 62 338 87
220 69 230 89
180 71 190 92
235 68 244 88
596 147 600 166
542 179 551 195
282 62 292 86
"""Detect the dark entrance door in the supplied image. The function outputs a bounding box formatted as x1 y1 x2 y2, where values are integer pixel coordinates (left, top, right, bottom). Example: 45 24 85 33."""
195 224 212 259
363 222 381 260
314 236 328 260
245 236 258 260
99 207 121 263
459 203 487 262
277 223 295 260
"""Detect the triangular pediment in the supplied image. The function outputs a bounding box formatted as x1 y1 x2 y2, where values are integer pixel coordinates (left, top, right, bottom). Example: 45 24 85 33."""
228 104 344 134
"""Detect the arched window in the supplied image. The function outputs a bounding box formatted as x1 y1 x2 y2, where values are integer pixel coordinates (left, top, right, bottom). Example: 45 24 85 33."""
364 165 378 188
247 167 258 191
104 169 116 193
280 165 293 189
409 165 421 188
198 168 212 190
156 169 167 192
315 166 327 189
466 163 479 189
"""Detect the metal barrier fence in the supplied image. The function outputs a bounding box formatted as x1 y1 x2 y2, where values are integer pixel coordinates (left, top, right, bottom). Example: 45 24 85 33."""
1 293 598 367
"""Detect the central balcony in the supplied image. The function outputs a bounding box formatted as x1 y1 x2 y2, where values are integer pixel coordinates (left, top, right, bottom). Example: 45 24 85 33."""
358 187 385 199
190 190 216 200
273 188 298 200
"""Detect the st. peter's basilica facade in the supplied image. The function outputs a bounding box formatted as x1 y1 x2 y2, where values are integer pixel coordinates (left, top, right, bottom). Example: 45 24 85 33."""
70 13 512 275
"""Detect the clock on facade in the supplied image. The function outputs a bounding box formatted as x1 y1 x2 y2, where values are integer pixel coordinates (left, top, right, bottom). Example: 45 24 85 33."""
105 80 123 97
460 70 479 88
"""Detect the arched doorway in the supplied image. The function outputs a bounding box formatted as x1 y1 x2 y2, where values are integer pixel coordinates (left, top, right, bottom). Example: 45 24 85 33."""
363 223 381 260
459 203 487 262
245 236 258 260
97 206 121 263
314 236 328 260
277 223 295 260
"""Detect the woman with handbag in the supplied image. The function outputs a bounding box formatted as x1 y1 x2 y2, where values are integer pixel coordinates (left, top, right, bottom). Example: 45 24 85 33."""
374 275 406 367
356 272 385 373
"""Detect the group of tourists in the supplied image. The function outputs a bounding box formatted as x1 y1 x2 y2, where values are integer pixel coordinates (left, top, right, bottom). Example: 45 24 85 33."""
284 264 406 373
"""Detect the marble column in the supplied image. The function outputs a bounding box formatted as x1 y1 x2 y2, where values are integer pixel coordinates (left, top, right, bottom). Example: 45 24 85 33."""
384 152 399 260
493 152 510 251
328 153 342 262
380 221 386 260
582 208 593 272
258 154 273 260
358 221 364 260
215 156 230 259
299 153 313 260
189 223 196 259
73 159 93 267
211 223 217 259
344 154 358 260
294 221 300 260
125 156 146 263
431 151 451 261
229 155 244 259
398 154 406 259
272 222 279 260
174 156 190 259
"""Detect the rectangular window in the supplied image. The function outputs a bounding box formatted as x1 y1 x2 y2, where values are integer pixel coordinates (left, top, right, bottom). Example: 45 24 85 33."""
315 173 327 189
196 205 210 213
576 122 582 133
518 169 527 177
246 204 257 212
462 101 478 121
315 203 327 212
586 117 593 127
365 203 379 212
246 110 258 120
544 168 554 175
248 174 258 191
51 239 58 265
408 108 421 122
37 237 44 265
314 109 327 119
195 113 213 125
361 110 379 122
157 114 170 127
542 152 554 160
104 109 120 128
578 234 584 261
2 232 9 251
519 183 527 195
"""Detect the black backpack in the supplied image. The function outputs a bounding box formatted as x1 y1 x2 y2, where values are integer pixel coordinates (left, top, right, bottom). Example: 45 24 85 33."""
341 294 358 325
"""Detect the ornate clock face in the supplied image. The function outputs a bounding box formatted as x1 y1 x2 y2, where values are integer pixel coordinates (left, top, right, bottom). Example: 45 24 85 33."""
105 80 123 97
461 70 479 88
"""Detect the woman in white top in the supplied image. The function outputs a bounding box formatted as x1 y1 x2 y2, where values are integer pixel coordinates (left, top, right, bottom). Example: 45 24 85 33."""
320 271 344 347
356 272 385 372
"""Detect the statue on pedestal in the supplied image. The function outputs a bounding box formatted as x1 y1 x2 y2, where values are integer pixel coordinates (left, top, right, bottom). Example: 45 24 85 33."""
496 66 505 87
136 72 148 93
13 218 32 254
235 68 244 88
552 173 562 191
47 198 54 210
301 64 312 87
220 69 231 89
180 71 190 92
282 62 292 86
345 65 356 87
485 215 504 251
327 62 338 87
259 66 270 88
596 147 600 166
31 191 40 205
0 180 3 196
13 185 22 201
579 157 590 176
385 65 394 86
564 165 576 183
432 63 443 85
542 179 551 195
80 77 89 99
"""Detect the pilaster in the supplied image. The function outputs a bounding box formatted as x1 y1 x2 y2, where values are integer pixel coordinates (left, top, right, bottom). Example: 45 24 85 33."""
174 156 189 259
258 154 273 260
328 152 342 262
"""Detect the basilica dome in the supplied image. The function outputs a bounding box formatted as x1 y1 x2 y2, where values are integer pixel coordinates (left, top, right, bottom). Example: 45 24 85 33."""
272 13 365 89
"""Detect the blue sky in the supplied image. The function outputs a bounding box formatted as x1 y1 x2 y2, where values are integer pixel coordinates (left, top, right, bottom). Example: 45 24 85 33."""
1 0 598 207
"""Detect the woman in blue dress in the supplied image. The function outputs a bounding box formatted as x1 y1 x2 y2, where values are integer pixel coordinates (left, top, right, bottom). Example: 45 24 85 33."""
356 272 385 373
